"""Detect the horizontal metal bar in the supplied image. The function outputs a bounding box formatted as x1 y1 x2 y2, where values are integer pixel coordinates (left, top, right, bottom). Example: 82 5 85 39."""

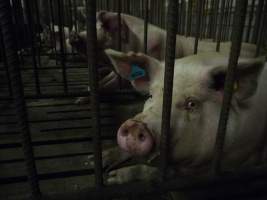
0 90 144 100
0 135 115 149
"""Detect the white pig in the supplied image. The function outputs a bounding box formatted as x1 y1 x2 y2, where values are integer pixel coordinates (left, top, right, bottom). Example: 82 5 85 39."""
101 49 267 184
71 10 256 60
73 11 257 103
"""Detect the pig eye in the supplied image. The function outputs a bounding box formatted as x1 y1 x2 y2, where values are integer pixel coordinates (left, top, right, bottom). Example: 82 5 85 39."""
184 97 199 111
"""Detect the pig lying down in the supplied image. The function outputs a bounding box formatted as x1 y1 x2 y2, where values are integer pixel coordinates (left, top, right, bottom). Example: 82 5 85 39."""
71 11 257 104
96 49 267 184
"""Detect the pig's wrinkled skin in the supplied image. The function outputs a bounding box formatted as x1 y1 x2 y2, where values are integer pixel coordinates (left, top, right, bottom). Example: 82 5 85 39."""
97 49 267 184
72 11 257 103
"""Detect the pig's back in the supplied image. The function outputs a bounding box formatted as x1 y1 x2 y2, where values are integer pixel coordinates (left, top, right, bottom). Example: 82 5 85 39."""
178 36 256 58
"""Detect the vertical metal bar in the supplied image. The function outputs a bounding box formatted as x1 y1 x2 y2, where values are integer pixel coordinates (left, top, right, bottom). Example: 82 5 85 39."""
144 0 149 53
159 0 178 180
86 0 103 187
33 0 42 67
213 0 248 174
0 0 41 197
0 28 12 97
156 0 160 26
57 0 68 93
207 0 215 38
212 0 220 41
117 0 122 51
252 0 264 44
49 0 57 59
245 0 255 42
11 0 25 53
177 0 181 34
194 0 203 54
181 0 186 35
186 0 193 36
222 0 231 41
255 0 267 57
200 0 206 39
24 0 41 95
225 0 233 41
216 0 226 52
73 0 78 32
68 0 73 30
106 0 110 10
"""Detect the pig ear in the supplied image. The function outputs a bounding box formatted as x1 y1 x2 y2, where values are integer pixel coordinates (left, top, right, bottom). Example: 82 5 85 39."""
209 57 265 101
97 10 129 42
104 49 162 93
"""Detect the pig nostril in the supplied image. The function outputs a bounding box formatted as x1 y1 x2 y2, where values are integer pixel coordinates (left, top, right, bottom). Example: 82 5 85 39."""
121 129 129 137
138 133 146 142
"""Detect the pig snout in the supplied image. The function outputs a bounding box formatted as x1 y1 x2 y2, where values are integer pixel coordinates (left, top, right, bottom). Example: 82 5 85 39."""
117 119 154 156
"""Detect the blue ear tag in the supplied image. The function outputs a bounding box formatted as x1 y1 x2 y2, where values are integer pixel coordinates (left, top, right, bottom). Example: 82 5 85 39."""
128 64 146 81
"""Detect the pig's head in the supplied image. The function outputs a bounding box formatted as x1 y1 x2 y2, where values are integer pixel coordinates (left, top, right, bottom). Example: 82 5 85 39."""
96 10 129 49
105 49 264 165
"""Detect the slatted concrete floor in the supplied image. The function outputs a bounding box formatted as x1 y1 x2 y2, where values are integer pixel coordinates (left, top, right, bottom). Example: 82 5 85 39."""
0 56 144 199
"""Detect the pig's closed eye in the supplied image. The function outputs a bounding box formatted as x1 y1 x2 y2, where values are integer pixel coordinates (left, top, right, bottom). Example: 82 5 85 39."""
184 97 199 111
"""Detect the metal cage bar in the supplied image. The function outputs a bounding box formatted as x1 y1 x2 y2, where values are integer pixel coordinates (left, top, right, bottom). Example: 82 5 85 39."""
117 0 122 51
255 0 267 57
186 0 193 36
212 0 220 41
245 0 256 42
159 0 178 180
24 0 41 95
0 0 41 198
144 0 149 53
86 0 103 187
252 0 264 44
57 0 68 93
0 28 12 97
213 0 248 174
194 0 204 54
216 0 226 51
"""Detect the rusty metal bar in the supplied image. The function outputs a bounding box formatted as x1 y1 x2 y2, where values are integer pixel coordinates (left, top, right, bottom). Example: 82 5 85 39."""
213 0 248 174
0 0 41 198
252 0 264 44
144 0 149 53
159 0 178 180
194 0 203 54
24 0 41 95
216 0 226 51
255 0 267 57
57 0 68 93
245 0 256 42
86 0 103 187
